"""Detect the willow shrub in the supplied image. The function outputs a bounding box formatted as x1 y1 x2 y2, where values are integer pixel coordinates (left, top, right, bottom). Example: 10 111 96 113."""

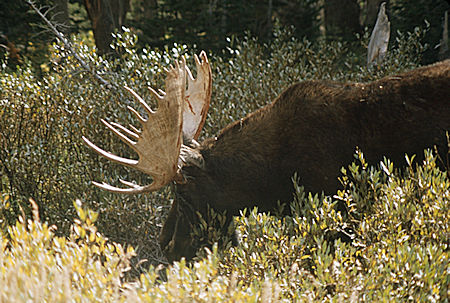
0 22 430 277
0 29 179 270
0 150 447 301
0 200 134 302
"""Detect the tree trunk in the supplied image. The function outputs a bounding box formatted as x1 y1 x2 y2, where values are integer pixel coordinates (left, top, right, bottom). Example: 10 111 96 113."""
53 0 71 33
83 0 130 55
324 0 361 40
364 0 386 28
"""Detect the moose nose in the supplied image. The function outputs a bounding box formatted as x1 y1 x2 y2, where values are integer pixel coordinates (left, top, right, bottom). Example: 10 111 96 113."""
162 238 197 262
162 240 178 262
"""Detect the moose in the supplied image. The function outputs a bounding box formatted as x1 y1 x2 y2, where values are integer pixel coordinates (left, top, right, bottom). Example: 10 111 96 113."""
83 53 450 261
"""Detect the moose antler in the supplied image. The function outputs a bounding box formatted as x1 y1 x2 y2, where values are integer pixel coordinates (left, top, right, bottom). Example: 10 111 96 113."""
83 53 211 193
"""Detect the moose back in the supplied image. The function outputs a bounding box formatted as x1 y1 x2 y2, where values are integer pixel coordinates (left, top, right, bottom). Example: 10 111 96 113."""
83 55 450 261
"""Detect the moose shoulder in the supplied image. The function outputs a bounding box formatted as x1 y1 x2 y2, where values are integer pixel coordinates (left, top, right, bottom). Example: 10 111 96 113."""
84 56 450 261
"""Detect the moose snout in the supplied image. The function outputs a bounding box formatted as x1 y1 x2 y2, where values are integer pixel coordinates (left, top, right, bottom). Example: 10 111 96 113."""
161 237 196 262
159 208 197 262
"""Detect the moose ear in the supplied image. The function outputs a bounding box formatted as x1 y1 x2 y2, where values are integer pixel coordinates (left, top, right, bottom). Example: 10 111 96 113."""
178 145 205 171
183 51 212 142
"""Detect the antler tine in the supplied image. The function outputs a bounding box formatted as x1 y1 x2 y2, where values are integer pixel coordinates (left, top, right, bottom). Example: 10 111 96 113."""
101 119 137 151
185 56 196 81
82 136 137 167
83 134 167 194
83 54 187 194
119 179 140 187
128 124 141 134
92 180 163 194
110 121 139 140
125 86 155 115
127 106 146 123
148 86 164 100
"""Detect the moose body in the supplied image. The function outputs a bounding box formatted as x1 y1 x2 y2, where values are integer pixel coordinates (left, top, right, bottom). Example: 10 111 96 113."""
84 56 450 262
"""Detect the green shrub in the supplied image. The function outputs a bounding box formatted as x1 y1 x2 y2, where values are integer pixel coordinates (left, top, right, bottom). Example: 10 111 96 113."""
0 22 432 281
0 199 134 302
0 30 179 271
215 149 449 301
1 150 447 301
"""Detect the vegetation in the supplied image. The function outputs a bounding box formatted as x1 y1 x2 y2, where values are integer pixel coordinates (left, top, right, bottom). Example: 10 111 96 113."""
1 1 449 64
1 150 448 301
0 15 448 303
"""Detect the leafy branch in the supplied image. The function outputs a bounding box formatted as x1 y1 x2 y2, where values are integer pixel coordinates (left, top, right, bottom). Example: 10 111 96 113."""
25 0 118 91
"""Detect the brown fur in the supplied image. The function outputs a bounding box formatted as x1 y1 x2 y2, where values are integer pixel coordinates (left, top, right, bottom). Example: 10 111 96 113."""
160 60 450 261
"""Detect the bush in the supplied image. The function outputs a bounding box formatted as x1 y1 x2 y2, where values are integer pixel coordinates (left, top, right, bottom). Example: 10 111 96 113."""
0 21 434 283
217 149 449 301
0 30 178 271
0 199 134 302
0 150 447 301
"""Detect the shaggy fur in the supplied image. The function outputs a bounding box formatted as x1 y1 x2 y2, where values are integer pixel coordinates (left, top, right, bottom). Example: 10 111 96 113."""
160 60 450 261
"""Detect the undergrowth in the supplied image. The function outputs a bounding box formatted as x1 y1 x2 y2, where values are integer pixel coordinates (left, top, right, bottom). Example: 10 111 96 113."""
0 151 448 301
1 23 447 301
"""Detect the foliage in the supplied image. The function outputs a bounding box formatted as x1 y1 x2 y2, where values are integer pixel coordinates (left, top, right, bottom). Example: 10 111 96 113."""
3 0 448 68
0 29 180 271
217 150 449 301
0 21 445 300
129 0 321 52
389 0 450 64
0 24 429 269
0 151 448 301
0 0 53 68
0 199 134 302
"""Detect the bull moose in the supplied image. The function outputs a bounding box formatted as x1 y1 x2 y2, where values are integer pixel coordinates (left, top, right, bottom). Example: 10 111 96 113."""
83 53 450 261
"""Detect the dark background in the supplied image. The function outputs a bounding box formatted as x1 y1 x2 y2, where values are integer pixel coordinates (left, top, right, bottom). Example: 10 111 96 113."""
1 0 449 65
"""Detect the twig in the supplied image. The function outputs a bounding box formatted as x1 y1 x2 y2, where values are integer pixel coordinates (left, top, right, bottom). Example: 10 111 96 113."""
25 0 117 90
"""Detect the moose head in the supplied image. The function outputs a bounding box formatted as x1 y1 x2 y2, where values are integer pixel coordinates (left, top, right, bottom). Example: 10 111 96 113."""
84 54 450 262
